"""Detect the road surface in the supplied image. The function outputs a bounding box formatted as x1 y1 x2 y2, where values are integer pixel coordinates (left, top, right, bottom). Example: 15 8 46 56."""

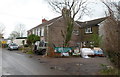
1 48 68 75
0 48 2 76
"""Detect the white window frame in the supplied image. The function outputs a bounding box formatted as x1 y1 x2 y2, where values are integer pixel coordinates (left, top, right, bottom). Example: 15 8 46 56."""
85 27 92 34
38 28 40 36
35 28 38 35
39 28 41 36
33 29 35 35
41 27 44 36
32 29 34 34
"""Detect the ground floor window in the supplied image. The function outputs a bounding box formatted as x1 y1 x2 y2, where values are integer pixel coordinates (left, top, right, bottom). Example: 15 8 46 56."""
82 41 94 48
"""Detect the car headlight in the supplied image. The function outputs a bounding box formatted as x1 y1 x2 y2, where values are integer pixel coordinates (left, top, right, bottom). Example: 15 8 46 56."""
10 47 13 49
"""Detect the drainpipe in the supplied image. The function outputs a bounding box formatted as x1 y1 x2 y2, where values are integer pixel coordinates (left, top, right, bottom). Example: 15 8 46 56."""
45 23 53 56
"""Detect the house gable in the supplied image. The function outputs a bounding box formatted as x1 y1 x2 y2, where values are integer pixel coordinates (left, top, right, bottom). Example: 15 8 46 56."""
76 17 107 47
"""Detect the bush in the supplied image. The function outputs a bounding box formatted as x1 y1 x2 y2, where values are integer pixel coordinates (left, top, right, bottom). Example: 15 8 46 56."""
19 46 32 53
107 51 120 69
24 44 29 47
100 64 119 75
26 50 34 54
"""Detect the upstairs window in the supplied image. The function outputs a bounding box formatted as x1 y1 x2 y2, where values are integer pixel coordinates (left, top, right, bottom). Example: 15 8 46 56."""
85 27 92 34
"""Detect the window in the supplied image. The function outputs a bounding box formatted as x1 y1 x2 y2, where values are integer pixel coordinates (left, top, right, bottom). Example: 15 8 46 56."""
41 27 44 36
36 28 38 35
34 29 36 34
32 30 35 34
39 29 41 36
37 28 40 36
73 30 79 35
85 27 92 33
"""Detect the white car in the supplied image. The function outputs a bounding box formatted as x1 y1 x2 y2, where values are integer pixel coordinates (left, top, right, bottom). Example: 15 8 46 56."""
93 47 104 57
8 43 19 51
80 48 94 58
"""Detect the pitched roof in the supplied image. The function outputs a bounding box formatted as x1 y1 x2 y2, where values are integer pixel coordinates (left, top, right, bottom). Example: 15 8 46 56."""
29 16 62 31
76 17 107 28
28 16 107 31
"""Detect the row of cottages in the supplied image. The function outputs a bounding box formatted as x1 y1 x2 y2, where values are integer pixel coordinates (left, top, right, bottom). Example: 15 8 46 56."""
27 15 106 49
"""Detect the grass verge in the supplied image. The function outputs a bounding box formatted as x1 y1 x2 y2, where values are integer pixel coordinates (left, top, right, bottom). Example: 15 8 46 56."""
100 64 119 75
26 50 34 54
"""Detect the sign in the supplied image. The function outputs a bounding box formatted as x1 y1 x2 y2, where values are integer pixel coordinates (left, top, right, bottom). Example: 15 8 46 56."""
1 41 7 44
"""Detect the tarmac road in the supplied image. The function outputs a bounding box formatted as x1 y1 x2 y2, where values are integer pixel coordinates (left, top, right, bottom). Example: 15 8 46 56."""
0 48 2 76
1 48 68 75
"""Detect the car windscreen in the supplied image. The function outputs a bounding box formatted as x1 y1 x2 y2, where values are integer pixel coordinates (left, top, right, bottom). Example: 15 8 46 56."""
10 43 18 46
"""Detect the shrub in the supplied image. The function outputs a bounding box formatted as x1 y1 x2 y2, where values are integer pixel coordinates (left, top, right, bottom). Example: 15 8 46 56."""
26 50 34 54
24 44 29 47
107 51 120 69
100 64 119 75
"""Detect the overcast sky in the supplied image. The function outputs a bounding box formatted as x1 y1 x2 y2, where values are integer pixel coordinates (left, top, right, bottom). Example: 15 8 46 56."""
0 0 118 38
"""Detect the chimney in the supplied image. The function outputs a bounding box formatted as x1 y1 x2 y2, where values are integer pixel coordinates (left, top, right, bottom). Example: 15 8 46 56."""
42 18 47 23
62 7 71 18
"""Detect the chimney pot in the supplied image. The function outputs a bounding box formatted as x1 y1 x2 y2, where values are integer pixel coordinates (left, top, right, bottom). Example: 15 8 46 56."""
42 18 47 23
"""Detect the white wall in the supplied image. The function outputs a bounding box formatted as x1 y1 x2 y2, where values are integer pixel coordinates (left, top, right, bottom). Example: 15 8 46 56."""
13 39 27 46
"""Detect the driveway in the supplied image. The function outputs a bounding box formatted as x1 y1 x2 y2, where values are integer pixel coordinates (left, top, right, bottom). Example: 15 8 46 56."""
33 54 112 75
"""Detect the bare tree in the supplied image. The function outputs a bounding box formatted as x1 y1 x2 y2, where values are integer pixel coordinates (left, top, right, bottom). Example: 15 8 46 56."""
9 31 20 40
14 24 26 37
47 0 88 20
0 23 5 35
47 0 89 47
9 24 26 40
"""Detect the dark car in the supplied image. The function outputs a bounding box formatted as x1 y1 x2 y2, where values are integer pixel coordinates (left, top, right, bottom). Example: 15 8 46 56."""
8 43 19 51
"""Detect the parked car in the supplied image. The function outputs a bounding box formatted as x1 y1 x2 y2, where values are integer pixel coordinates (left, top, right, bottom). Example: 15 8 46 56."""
34 41 47 55
8 43 19 50
93 47 104 57
80 48 94 58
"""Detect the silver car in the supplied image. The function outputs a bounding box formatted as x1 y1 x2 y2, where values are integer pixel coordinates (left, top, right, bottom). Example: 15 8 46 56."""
8 43 19 50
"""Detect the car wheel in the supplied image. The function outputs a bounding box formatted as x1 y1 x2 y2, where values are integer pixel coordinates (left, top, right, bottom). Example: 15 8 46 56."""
35 50 39 55
41 49 46 55
9 49 12 51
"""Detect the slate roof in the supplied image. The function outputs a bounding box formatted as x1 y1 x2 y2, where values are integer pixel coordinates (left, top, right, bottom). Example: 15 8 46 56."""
76 17 107 28
28 16 107 31
30 16 62 30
